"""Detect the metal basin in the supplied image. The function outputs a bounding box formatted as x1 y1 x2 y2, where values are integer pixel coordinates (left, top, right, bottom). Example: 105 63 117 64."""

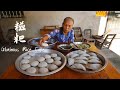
57 44 73 52
27 37 57 49
71 42 91 50
66 50 108 73
15 49 66 76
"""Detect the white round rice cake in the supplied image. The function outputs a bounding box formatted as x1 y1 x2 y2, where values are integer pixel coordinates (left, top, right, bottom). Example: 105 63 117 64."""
39 67 49 74
51 53 57 58
30 60 39 67
21 59 30 64
54 60 62 66
38 61 48 68
46 58 54 64
20 64 31 70
44 55 51 59
26 67 37 74
48 64 58 71
54 57 61 61
37 57 45 62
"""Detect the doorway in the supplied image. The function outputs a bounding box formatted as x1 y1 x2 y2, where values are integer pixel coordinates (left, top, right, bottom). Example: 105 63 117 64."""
98 12 120 56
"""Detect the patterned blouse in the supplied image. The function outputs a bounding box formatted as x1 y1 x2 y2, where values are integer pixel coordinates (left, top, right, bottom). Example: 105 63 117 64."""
46 28 74 43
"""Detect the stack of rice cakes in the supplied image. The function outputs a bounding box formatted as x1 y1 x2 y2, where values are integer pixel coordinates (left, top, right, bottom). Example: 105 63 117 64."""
66 50 106 73
16 49 66 76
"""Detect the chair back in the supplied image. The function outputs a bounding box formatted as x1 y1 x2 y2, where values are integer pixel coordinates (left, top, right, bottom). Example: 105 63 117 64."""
6 29 16 44
84 29 92 38
95 34 116 49
73 27 83 42
102 34 116 47
73 27 82 36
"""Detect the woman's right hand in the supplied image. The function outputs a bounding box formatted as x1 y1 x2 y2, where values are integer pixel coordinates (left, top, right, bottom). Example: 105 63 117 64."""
38 35 49 46
39 38 45 46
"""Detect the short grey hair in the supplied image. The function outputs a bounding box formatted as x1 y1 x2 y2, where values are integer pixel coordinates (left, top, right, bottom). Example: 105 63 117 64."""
63 17 74 25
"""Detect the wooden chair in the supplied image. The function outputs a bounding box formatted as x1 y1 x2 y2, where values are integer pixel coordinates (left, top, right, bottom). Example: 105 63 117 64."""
6 29 16 45
95 34 116 49
0 26 6 45
83 29 95 43
73 27 83 42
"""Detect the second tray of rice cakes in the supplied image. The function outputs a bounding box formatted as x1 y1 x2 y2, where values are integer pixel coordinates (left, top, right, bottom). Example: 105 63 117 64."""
66 50 107 73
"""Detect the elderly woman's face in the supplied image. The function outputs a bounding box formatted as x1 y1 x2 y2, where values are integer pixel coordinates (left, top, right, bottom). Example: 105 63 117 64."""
63 20 74 33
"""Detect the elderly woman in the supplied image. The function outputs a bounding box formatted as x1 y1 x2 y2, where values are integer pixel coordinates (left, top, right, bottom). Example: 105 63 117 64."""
39 17 74 46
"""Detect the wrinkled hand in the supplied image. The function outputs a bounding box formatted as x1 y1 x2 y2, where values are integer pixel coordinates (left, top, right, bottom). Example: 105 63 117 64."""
38 35 49 47
38 38 45 47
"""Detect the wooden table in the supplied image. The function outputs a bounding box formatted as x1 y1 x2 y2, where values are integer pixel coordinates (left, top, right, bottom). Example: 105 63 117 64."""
0 43 120 79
